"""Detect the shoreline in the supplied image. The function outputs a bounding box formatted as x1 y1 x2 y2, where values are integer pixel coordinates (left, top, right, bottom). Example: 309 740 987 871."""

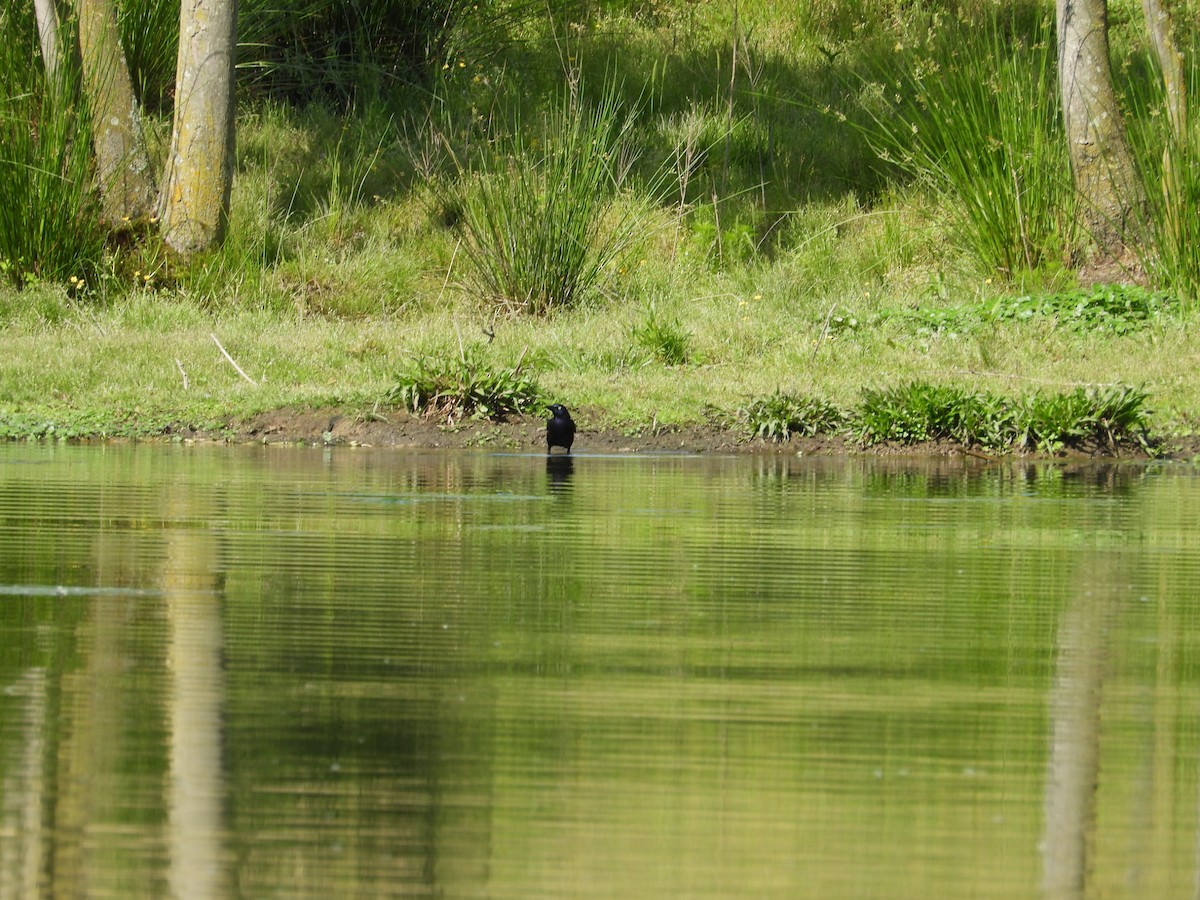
129 406 1198 462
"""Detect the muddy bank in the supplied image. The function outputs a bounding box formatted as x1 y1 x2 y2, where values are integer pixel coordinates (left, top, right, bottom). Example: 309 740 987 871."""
172 406 1200 461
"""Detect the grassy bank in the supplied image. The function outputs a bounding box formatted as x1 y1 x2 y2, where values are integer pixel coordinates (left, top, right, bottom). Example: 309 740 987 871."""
2 0 1199 451
2 278 1196 448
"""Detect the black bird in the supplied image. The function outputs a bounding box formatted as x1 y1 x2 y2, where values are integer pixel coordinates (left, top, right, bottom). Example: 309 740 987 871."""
546 404 576 453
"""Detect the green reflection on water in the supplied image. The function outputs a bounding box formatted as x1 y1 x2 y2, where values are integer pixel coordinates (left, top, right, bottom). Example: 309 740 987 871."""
1 445 1199 898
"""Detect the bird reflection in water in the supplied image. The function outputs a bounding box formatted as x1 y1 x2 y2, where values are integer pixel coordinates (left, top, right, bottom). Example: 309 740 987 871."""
546 454 574 492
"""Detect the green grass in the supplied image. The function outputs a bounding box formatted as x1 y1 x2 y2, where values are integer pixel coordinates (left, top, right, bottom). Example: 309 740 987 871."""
0 278 1189 449
630 302 691 365
1127 31 1200 311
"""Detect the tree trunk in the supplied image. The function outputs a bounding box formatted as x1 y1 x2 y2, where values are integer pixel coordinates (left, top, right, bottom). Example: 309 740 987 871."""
1056 0 1144 257
75 0 157 226
160 0 238 256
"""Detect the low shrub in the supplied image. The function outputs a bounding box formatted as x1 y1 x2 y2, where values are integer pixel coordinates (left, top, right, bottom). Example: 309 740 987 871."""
856 382 1009 446
856 381 1149 452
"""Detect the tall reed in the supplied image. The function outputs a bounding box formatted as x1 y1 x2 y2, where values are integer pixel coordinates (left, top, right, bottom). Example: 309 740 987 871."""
0 9 105 289
114 0 178 109
858 11 1073 279
1128 35 1200 312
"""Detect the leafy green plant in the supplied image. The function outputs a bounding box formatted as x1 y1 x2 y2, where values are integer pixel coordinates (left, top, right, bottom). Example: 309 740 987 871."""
689 212 758 269
827 309 861 334
741 390 844 441
386 345 543 419
856 382 1007 446
631 303 690 364
444 76 653 315
982 286 1171 334
878 285 1173 336
0 408 219 441
855 381 1150 453
1016 385 1150 454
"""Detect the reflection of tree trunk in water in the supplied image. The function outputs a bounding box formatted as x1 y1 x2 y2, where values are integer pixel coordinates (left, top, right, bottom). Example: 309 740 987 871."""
165 523 229 900
0 670 47 900
1042 567 1116 900
52 593 128 897
1195 727 1200 900
1128 566 1178 894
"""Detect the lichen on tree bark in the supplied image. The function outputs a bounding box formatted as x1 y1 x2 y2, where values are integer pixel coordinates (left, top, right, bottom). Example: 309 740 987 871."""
160 0 238 256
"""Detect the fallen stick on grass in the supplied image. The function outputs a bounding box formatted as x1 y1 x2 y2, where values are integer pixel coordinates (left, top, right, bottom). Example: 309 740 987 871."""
811 302 837 362
175 358 190 390
210 333 257 385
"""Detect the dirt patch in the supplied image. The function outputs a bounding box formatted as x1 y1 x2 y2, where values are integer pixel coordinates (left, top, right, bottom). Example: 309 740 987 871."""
167 405 1194 462
224 406 809 454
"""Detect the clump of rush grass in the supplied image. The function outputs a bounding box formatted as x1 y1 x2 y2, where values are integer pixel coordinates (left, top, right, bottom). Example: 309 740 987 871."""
741 390 845 441
443 75 650 315
386 345 543 420
856 10 1073 279
630 303 690 364
0 11 106 289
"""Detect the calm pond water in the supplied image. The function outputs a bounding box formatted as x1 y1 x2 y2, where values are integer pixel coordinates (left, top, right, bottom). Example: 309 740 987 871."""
1 443 1199 898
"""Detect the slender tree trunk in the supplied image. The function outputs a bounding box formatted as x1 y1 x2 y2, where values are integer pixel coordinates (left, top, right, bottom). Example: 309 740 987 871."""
1143 0 1186 139
75 0 157 226
1056 0 1144 257
33 0 62 82
1142 0 1186 249
160 0 238 256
